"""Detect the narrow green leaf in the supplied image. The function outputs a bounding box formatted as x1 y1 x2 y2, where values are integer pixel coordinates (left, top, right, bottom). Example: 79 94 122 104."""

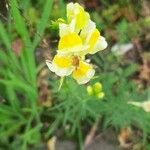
0 49 8 64
10 0 36 84
10 0 31 46
32 0 53 49
0 22 11 50
59 0 66 18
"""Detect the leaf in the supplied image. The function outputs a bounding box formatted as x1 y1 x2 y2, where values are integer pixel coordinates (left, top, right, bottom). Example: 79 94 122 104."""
10 0 36 83
32 0 54 49
123 64 138 77
10 0 31 47
0 22 11 50
59 0 66 18
0 49 8 64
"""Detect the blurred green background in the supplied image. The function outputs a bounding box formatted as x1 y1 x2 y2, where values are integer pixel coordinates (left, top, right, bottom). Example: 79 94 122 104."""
0 0 150 149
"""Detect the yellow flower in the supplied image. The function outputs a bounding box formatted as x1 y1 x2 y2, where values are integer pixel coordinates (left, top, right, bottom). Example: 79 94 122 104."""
59 20 107 55
84 28 107 54
87 82 105 99
67 3 90 31
66 2 107 54
46 55 95 84
80 19 107 54
57 31 89 56
58 20 107 56
46 2 108 85
72 61 95 84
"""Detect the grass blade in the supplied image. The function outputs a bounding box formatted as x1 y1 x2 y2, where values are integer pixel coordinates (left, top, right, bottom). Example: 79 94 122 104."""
32 0 53 49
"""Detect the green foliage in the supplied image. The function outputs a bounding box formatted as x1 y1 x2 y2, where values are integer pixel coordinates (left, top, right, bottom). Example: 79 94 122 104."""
50 77 100 134
47 77 102 148
93 53 150 140
32 0 53 49
0 0 150 149
116 19 129 43
47 53 150 148
0 0 53 149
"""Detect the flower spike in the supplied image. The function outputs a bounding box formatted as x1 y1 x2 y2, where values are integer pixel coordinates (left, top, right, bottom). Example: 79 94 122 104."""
46 2 108 84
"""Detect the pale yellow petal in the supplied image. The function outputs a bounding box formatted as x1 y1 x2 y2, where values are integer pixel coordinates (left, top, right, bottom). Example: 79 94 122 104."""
53 55 73 68
59 20 75 37
75 11 89 30
85 28 100 53
67 2 74 22
46 60 55 72
67 3 90 30
91 36 108 54
58 32 82 50
80 20 96 42
46 55 74 77
72 61 95 84
57 45 88 56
